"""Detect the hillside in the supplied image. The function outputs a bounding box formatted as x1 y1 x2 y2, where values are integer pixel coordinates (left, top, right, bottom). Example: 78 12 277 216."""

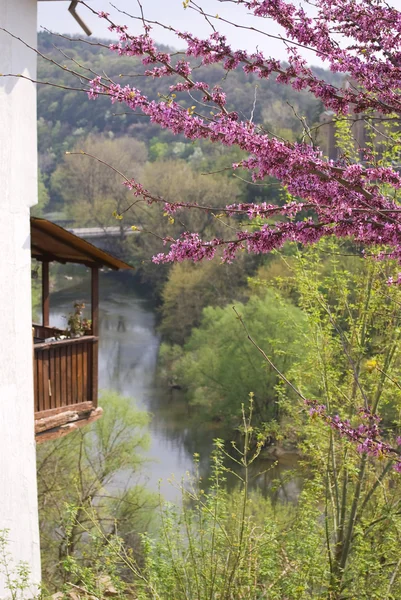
37 31 342 185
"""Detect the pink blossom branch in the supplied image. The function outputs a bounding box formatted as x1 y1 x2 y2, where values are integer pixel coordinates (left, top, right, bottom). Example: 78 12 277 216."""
75 3 401 266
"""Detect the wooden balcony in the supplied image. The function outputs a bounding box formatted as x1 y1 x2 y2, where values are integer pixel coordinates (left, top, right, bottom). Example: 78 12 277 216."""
34 335 95 411
33 329 101 443
31 218 132 443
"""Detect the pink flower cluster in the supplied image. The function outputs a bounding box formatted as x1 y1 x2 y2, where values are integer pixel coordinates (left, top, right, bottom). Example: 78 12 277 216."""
242 0 401 113
87 70 401 263
307 400 401 470
89 1 401 266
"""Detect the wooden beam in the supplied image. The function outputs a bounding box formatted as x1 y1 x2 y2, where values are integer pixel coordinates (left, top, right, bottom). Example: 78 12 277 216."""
42 261 50 327
35 407 103 444
91 267 99 407
32 220 109 268
33 253 103 268
33 335 97 351
91 267 99 336
35 407 90 434
31 244 66 264
35 400 93 421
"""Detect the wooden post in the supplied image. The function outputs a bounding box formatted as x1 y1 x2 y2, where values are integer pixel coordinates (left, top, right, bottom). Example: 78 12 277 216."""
42 260 50 327
91 267 99 407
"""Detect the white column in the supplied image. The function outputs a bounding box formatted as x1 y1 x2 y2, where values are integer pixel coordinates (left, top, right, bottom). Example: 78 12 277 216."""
0 1 41 596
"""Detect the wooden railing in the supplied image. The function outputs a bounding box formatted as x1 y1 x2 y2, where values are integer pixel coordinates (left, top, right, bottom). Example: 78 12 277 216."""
33 336 98 416
33 323 65 341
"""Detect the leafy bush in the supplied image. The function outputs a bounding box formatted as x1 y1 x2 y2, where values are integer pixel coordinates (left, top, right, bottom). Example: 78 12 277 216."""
37 391 157 590
54 402 401 600
159 257 251 345
164 289 309 431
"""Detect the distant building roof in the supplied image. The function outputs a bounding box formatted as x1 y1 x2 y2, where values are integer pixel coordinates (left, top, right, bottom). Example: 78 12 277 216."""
31 217 133 270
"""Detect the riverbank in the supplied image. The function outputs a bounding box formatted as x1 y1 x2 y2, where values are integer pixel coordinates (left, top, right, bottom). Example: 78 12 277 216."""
48 270 303 501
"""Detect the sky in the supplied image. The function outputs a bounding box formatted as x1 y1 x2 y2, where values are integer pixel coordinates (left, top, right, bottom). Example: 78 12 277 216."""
37 0 324 66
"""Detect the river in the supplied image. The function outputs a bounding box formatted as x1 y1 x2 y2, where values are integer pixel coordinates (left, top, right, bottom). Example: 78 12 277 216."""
50 271 302 502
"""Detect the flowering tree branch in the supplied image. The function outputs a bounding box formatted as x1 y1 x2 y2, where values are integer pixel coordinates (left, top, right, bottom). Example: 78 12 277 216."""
71 1 401 266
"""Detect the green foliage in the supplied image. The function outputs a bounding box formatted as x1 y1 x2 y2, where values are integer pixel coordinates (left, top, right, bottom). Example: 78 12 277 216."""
275 241 401 598
30 170 50 217
61 520 128 599
290 240 401 425
126 159 243 297
163 289 308 430
159 257 252 345
37 391 157 591
65 301 91 337
51 134 147 231
52 405 329 600
136 419 326 600
148 138 169 162
157 243 401 598
0 531 35 600
43 393 401 600
31 263 41 323
334 114 360 162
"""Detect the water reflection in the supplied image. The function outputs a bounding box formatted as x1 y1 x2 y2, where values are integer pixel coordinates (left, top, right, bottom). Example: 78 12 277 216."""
50 273 303 502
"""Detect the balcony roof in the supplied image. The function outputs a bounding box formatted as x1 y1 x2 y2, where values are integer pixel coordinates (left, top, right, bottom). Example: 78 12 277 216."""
31 217 133 270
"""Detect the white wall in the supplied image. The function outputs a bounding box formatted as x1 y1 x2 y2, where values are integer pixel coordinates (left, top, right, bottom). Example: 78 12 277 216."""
0 0 41 596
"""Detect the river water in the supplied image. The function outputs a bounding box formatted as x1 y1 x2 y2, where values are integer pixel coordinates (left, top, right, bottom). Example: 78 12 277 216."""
50 271 302 502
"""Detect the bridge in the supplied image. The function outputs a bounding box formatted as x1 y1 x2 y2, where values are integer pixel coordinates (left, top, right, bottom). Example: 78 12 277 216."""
67 226 139 239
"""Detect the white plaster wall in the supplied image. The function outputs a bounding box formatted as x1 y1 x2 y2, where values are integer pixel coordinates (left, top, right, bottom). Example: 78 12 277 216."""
0 0 41 596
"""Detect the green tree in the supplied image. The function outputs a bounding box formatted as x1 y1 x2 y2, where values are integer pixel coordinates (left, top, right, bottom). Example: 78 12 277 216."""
164 288 308 431
159 256 252 345
126 159 243 298
272 240 401 598
30 170 50 217
36 391 156 590
50 135 147 237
